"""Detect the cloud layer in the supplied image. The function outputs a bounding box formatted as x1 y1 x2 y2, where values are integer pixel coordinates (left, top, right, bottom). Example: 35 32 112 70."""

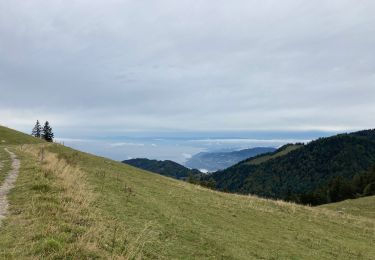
1 0 375 136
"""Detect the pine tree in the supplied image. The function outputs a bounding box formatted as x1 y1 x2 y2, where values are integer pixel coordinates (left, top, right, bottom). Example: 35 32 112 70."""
31 120 42 138
42 121 54 142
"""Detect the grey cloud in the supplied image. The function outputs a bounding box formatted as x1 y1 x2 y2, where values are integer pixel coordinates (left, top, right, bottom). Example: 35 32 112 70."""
1 0 375 135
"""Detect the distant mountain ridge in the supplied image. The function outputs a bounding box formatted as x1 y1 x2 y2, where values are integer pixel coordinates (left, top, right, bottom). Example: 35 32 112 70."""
207 130 375 205
123 158 201 180
184 147 276 171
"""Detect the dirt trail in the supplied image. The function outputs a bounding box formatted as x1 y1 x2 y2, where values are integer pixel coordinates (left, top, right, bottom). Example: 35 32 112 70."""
0 148 20 223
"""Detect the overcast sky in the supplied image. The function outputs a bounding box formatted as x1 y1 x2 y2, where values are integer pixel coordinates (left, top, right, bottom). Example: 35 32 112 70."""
1 0 375 137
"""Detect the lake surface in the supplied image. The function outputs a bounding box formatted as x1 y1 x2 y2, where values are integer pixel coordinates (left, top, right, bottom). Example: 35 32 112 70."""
56 131 334 164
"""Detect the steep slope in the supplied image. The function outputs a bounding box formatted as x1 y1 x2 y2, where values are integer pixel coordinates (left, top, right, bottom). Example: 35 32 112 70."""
123 158 202 179
210 130 375 204
185 147 276 171
0 127 374 259
0 125 44 145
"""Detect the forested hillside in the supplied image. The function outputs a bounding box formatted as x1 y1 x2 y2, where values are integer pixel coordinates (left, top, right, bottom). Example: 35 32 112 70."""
123 158 202 180
208 130 375 205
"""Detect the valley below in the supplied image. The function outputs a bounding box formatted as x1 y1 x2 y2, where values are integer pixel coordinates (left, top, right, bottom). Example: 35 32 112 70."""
0 125 375 259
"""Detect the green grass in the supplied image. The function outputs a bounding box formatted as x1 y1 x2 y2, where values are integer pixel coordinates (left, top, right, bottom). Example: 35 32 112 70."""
0 145 102 258
246 144 303 165
0 125 44 145
0 147 12 184
0 126 374 258
320 196 375 219
0 143 374 259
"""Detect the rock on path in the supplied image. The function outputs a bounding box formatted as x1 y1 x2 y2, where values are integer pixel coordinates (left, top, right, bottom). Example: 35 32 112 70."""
0 148 20 224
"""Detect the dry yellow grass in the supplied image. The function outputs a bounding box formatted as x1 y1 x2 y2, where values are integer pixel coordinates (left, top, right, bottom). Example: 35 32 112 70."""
0 145 155 259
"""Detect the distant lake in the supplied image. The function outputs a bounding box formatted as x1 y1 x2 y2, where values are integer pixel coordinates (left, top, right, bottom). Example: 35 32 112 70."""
56 131 334 164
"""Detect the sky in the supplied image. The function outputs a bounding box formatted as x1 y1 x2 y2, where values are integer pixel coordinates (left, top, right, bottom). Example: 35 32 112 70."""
1 1 375 161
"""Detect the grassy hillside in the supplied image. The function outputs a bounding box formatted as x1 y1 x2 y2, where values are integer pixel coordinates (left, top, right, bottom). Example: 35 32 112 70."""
210 131 375 205
321 195 375 219
245 144 303 165
0 127 374 258
0 125 44 145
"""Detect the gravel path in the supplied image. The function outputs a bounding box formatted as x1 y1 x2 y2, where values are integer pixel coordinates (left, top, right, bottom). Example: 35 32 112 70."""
0 148 20 224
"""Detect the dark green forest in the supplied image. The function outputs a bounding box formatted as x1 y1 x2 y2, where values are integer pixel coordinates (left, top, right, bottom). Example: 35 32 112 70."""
123 158 202 180
205 130 375 205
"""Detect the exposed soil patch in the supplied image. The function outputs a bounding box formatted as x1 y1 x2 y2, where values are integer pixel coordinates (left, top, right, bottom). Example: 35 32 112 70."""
0 148 20 223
